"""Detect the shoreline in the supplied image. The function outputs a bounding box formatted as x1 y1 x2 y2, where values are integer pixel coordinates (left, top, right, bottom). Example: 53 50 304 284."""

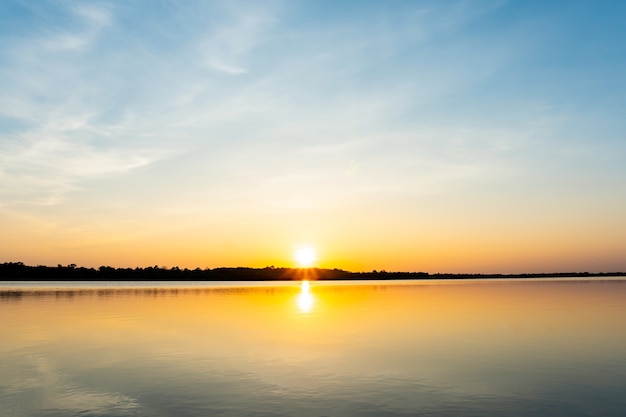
1 262 625 281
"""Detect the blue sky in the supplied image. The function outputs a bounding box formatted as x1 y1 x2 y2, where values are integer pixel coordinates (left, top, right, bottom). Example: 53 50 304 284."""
1 0 625 272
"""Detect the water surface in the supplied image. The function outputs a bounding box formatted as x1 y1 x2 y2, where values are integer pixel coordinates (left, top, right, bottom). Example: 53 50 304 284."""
1 279 626 416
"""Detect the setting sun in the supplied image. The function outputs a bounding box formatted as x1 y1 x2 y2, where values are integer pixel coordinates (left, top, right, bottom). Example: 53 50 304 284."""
294 245 317 268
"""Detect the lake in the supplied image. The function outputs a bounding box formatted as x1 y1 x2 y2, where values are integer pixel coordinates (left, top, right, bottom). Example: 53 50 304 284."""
1 278 626 416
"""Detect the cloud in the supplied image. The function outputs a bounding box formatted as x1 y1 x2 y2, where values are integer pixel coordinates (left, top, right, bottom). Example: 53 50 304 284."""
43 33 90 51
39 3 112 52
0 129 166 206
71 3 113 28
207 58 248 75
201 8 276 75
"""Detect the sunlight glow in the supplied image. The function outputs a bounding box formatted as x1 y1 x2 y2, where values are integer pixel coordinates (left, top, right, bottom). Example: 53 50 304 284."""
294 245 317 268
297 280 314 313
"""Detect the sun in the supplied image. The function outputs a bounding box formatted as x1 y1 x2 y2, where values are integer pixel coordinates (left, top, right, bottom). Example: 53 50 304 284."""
294 245 317 268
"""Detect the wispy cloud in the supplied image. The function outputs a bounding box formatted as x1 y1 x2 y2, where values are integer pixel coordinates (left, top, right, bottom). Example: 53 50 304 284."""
0 126 166 206
201 8 276 75
71 3 113 28
207 58 248 75
40 3 112 51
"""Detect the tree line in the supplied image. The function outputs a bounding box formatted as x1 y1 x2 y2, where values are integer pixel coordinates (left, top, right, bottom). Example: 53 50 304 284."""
1 262 624 281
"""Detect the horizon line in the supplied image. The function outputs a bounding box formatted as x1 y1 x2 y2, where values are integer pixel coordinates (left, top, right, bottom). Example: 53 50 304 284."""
2 262 625 278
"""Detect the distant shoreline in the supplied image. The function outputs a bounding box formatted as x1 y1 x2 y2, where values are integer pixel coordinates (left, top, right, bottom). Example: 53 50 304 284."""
1 262 624 281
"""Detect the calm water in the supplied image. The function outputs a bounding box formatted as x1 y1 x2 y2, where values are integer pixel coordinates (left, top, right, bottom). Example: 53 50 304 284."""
1 279 626 417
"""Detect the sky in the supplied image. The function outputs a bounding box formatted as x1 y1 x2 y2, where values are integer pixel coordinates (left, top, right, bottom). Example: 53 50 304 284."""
1 0 625 273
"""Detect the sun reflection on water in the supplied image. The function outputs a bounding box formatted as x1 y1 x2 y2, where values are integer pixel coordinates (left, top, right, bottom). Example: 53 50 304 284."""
297 280 314 313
